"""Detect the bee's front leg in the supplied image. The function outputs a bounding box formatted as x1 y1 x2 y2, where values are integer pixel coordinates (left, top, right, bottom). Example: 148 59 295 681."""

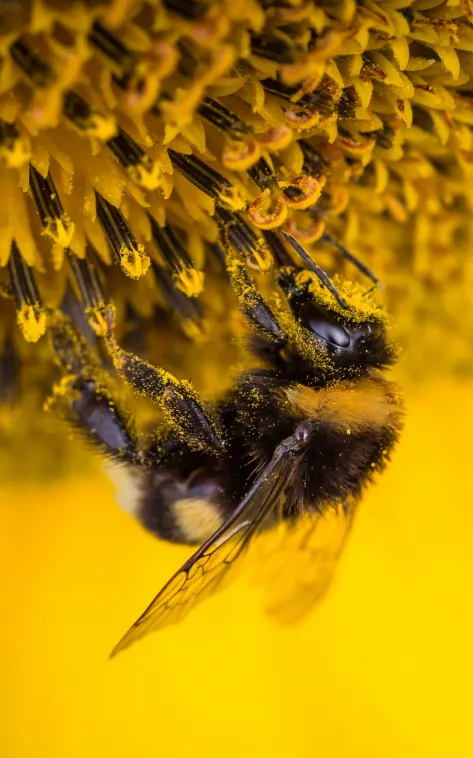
227 259 286 347
46 311 141 465
92 305 224 456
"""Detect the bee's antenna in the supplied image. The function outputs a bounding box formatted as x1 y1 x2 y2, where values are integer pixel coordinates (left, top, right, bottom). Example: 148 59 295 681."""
262 229 294 268
321 232 379 286
280 231 349 309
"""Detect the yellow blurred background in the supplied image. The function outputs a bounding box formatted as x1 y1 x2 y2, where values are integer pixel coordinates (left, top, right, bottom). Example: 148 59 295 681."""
1 379 472 758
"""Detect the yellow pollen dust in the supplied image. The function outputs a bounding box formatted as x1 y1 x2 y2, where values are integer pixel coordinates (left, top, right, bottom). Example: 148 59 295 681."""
85 307 108 338
17 305 46 343
128 162 162 192
1 138 31 169
119 246 151 280
246 244 273 273
44 216 75 249
175 268 205 298
86 115 117 143
218 186 246 211
0 0 471 396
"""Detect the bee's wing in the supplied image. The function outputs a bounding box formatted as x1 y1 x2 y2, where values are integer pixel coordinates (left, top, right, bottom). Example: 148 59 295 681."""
111 433 304 657
253 500 356 625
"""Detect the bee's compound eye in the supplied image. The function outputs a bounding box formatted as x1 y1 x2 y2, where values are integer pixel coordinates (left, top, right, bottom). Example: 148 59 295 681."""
299 301 350 348
358 322 373 343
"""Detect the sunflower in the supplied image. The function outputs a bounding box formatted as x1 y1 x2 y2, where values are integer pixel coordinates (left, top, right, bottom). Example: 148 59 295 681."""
2 4 473 755
0 0 472 470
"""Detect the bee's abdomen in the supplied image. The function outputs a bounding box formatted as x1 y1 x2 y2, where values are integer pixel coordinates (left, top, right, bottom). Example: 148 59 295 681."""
138 466 231 545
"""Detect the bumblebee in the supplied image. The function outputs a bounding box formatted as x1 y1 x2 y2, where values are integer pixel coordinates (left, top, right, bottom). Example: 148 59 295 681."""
48 232 403 656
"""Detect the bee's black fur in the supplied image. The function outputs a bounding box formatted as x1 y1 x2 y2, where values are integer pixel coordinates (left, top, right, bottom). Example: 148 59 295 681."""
50 236 403 547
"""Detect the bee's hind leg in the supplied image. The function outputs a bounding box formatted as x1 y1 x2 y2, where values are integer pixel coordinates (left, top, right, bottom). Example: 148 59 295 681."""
90 305 224 456
46 310 142 466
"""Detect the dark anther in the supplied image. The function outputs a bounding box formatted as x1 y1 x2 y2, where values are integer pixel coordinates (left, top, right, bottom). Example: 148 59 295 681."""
29 165 67 231
198 97 252 140
207 241 227 272
164 0 209 20
149 217 203 296
0 120 19 149
7 242 42 311
250 33 303 64
216 208 271 271
9 38 54 87
248 158 276 190
7 241 46 341
299 140 328 178
283 186 304 201
168 149 232 198
63 90 95 130
107 127 148 168
261 79 333 115
95 192 150 279
68 249 106 311
88 21 137 79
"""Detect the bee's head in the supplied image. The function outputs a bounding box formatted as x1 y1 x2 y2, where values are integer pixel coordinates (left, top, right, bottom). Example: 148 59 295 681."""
296 298 395 372
279 269 397 376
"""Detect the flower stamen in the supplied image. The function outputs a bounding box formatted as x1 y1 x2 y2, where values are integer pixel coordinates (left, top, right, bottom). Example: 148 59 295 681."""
68 249 106 311
63 91 117 142
248 189 287 231
7 242 46 342
250 33 303 65
164 0 209 19
152 262 204 339
0 120 30 168
107 128 161 190
29 166 75 262
280 175 326 210
168 149 244 209
262 78 333 115
9 38 54 88
198 97 252 140
150 218 204 298
88 21 137 83
248 157 277 190
299 140 328 179
215 207 272 271
95 192 150 280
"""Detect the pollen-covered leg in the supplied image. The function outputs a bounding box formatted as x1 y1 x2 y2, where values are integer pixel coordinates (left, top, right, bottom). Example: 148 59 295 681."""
93 305 224 455
227 259 286 347
46 312 140 465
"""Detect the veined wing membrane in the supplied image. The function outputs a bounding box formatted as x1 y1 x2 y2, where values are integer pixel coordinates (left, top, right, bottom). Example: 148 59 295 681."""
111 432 306 657
254 500 357 625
